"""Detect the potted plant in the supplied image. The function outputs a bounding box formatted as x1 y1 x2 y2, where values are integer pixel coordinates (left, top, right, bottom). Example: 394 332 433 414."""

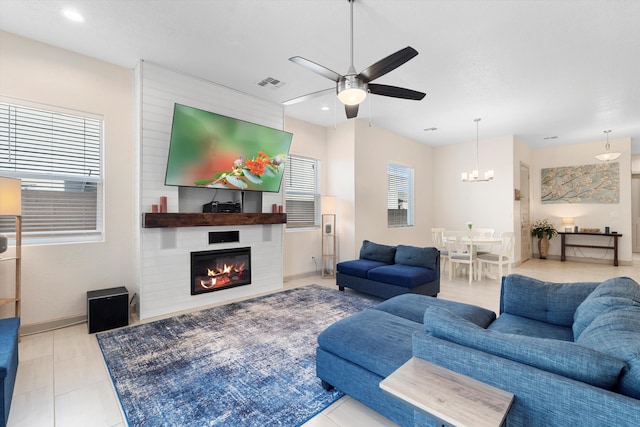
531 218 557 259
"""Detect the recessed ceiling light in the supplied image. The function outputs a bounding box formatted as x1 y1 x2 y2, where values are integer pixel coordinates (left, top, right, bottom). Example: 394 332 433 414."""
62 9 85 22
424 127 437 132
320 106 330 111
543 136 558 140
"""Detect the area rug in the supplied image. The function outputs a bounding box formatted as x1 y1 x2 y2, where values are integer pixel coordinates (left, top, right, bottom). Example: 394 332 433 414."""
96 284 381 427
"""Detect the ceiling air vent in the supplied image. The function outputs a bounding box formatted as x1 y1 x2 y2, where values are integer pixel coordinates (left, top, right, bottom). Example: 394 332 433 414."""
257 76 286 89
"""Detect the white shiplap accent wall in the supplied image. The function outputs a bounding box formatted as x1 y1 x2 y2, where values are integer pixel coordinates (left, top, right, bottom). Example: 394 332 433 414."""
137 62 285 319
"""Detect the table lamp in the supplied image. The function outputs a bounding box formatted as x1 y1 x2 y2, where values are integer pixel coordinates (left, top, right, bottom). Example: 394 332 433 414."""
561 217 574 233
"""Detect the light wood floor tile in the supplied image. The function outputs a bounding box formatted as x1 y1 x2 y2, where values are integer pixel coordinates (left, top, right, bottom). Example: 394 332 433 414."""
54 379 123 427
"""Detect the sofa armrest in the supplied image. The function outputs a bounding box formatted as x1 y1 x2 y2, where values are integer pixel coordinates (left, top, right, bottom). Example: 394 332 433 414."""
499 274 600 326
412 333 640 426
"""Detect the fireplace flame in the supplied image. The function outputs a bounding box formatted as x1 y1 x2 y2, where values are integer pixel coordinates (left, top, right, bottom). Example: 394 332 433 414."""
198 262 248 290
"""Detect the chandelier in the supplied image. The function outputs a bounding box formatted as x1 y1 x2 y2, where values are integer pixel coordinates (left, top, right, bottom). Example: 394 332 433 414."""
461 118 494 182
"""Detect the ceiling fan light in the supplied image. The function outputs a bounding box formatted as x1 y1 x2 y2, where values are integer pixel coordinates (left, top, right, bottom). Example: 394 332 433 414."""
338 88 367 105
337 75 368 105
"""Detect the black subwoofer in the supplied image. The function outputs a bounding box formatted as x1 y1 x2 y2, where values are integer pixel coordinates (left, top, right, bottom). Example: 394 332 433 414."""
87 286 129 333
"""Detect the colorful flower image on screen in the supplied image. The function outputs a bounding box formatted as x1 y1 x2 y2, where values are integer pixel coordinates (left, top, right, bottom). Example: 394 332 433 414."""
165 104 293 192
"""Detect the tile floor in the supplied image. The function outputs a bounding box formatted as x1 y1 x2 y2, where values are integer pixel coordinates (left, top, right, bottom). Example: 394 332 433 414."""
8 257 640 427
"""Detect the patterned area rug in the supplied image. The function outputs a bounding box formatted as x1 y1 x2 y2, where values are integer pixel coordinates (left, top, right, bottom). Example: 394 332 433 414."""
96 284 381 427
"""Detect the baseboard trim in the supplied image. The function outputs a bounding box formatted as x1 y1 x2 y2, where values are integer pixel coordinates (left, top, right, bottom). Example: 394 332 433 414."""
20 315 87 336
284 272 320 282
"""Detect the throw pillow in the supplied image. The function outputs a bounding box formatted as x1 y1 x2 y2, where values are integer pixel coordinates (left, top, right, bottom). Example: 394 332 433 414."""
577 307 640 399
394 245 438 270
359 240 396 264
573 296 640 340
425 306 626 390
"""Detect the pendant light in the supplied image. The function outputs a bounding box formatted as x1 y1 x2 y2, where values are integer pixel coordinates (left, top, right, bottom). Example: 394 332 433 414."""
595 130 621 161
461 118 494 182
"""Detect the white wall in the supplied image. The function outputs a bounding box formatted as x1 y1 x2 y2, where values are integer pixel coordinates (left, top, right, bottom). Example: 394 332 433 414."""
326 121 357 262
531 137 633 263
433 135 514 235
282 117 327 279
353 120 434 253
0 31 135 328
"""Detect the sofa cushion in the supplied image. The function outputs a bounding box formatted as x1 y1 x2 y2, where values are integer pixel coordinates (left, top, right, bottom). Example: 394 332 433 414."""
359 240 396 264
367 264 437 288
500 274 600 327
573 296 640 340
425 307 626 390
336 259 388 279
588 277 640 300
576 307 640 399
394 245 438 270
374 293 496 326
573 277 640 339
488 313 574 341
317 309 423 378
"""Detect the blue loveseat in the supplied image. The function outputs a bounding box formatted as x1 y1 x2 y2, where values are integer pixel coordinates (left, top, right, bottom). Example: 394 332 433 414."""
336 240 440 299
317 274 640 426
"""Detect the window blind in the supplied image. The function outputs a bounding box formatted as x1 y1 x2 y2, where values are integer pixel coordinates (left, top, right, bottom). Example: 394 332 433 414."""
284 155 319 228
0 102 103 242
387 163 414 227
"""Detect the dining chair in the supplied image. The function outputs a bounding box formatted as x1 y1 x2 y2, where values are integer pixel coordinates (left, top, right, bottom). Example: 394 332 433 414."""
444 230 476 284
473 228 495 255
431 227 448 272
477 231 515 281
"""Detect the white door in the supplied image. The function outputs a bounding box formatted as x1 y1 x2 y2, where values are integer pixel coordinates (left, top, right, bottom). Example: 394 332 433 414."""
520 162 531 261
632 175 640 252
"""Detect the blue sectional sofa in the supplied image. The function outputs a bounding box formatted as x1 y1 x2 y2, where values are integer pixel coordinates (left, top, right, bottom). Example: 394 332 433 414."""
316 274 640 426
336 240 440 299
0 317 19 427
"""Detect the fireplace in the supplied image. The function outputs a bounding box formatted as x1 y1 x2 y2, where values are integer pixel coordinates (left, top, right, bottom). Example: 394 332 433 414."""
191 247 251 295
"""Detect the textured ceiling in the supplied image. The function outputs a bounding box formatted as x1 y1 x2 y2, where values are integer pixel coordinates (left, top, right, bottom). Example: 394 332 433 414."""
0 0 638 151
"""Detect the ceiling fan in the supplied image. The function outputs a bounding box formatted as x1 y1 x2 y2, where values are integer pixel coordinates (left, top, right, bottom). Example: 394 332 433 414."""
284 0 426 119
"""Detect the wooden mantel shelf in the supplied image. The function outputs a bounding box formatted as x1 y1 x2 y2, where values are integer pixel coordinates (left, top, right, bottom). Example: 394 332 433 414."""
142 212 287 228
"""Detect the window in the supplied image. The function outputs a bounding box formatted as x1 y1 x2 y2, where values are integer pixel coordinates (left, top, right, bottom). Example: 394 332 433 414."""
284 155 320 229
387 163 414 227
0 101 103 243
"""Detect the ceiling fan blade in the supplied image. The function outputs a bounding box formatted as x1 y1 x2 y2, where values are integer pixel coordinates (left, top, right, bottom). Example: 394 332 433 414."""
357 47 419 83
345 104 359 119
282 87 335 106
289 56 342 82
368 83 426 100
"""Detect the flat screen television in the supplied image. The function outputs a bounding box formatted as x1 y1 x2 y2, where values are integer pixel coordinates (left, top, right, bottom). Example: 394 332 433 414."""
164 103 293 192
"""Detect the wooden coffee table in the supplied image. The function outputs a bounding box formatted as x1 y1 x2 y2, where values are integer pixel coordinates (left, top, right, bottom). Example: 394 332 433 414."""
380 357 513 427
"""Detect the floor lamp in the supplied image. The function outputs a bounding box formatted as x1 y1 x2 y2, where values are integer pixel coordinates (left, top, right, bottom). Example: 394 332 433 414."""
321 196 336 278
0 176 22 319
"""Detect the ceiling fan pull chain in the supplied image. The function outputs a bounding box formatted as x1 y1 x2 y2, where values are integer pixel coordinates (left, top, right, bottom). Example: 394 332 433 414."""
368 89 372 127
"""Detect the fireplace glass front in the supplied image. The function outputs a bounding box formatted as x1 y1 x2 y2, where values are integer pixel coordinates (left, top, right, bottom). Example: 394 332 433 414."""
191 247 251 295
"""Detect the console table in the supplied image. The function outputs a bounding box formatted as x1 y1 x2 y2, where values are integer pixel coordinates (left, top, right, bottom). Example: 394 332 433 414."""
559 231 622 266
380 357 513 427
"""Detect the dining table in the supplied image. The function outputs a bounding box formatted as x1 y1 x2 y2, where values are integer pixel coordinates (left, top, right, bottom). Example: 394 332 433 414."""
443 232 503 281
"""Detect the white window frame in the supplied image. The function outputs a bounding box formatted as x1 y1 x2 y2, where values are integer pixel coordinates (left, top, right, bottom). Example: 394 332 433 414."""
387 163 414 228
284 154 320 230
0 99 104 245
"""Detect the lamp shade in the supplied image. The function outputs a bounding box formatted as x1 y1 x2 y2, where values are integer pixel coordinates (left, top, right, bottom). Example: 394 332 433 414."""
321 196 336 215
0 177 21 215
561 217 575 225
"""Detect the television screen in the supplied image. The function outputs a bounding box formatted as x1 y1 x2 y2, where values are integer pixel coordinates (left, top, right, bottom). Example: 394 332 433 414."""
164 104 293 192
